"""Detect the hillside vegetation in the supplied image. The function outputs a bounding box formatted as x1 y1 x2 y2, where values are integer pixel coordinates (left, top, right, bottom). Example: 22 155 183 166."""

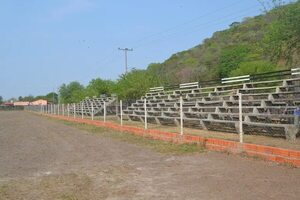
147 0 300 84
20 1 300 102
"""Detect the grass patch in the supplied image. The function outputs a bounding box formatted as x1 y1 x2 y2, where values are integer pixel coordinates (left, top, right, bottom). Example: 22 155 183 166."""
0 185 9 198
51 118 205 155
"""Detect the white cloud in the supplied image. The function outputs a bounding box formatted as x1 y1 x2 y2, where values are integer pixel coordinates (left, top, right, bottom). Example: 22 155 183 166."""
50 0 93 20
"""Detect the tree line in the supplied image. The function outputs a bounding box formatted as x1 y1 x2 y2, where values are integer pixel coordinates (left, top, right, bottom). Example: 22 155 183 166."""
58 69 160 103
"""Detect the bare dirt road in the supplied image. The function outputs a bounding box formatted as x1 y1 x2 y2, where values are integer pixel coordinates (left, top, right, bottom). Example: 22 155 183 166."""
0 111 299 200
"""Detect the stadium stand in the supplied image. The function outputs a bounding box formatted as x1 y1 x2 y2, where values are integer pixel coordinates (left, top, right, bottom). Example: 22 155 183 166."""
69 94 117 116
121 68 300 140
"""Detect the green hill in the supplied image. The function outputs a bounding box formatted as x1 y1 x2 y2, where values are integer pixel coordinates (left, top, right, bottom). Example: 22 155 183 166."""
146 0 300 85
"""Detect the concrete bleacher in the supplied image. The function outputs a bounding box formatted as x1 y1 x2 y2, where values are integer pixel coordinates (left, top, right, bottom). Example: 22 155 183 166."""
70 94 117 116
121 69 300 140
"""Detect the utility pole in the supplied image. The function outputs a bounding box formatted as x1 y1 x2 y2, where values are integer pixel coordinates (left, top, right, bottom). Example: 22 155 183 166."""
118 47 133 74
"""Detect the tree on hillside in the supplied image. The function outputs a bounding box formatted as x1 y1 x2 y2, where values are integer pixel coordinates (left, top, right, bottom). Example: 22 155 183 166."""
114 69 160 100
59 82 85 103
85 78 115 97
264 1 300 65
45 92 58 104
229 60 277 76
218 45 251 77
19 95 34 102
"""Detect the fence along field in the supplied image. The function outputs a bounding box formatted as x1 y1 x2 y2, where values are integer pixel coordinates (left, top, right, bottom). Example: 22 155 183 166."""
26 68 300 146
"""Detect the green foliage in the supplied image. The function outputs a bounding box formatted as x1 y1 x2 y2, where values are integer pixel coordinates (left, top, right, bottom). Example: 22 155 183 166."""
0 96 3 104
85 78 115 97
264 1 300 65
114 69 160 100
229 60 277 76
218 45 251 77
18 92 58 104
18 95 35 102
44 92 58 104
59 82 85 103
142 1 299 83
52 68 161 103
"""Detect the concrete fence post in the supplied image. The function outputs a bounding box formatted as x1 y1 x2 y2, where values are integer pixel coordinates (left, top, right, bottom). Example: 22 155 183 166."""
180 96 184 135
91 103 94 120
103 101 106 122
144 98 147 130
73 103 76 118
58 104 60 115
239 93 244 143
120 100 123 126
81 102 84 119
67 104 70 117
115 100 118 116
62 104 65 116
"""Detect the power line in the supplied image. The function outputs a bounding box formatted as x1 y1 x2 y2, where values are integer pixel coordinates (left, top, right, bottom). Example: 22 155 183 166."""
132 5 261 49
96 2 262 70
131 0 252 48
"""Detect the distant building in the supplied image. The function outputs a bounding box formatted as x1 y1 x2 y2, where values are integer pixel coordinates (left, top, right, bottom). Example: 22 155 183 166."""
14 101 30 106
13 99 47 106
31 99 47 106
2 102 14 106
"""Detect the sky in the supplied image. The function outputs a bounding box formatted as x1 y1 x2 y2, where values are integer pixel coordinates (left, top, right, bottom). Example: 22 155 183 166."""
0 0 265 100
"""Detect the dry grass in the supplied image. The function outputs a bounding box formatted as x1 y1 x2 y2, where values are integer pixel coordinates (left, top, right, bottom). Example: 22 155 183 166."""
66 114 300 151
57 119 205 155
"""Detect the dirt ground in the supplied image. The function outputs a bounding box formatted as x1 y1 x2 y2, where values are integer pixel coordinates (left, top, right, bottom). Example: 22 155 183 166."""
0 111 299 200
